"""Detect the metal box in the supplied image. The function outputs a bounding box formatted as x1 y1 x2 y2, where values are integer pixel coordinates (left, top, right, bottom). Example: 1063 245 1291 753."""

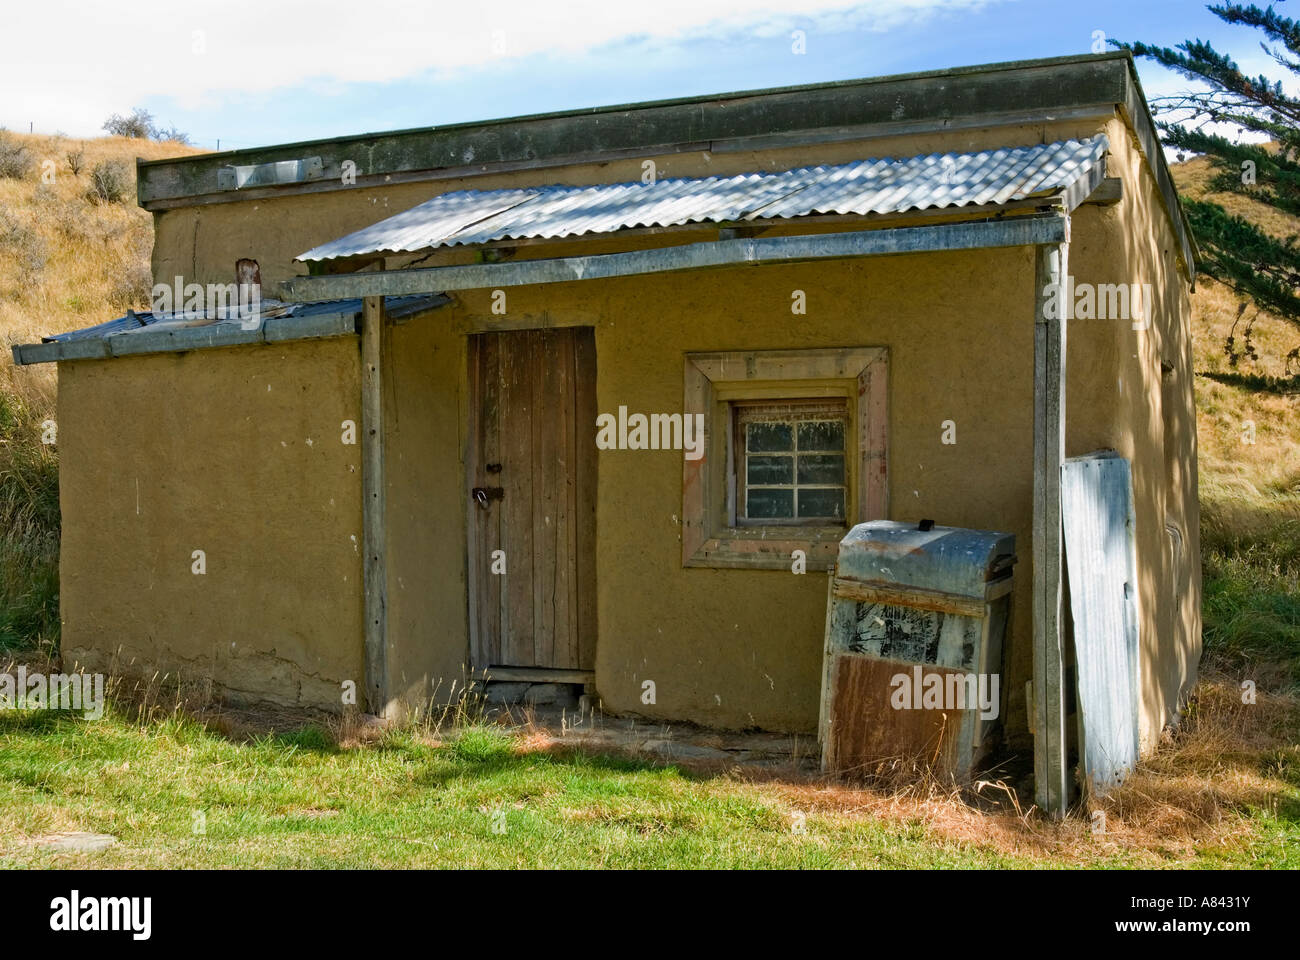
819 520 1016 781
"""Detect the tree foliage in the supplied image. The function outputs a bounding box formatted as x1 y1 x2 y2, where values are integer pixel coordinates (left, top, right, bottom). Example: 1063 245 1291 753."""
1115 3 1300 380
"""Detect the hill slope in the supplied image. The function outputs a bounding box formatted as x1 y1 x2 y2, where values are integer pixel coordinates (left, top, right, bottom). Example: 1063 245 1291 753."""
0 131 204 647
1171 155 1300 690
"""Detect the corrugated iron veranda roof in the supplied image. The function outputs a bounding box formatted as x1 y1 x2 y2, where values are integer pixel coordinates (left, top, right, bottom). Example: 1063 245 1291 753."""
298 136 1107 262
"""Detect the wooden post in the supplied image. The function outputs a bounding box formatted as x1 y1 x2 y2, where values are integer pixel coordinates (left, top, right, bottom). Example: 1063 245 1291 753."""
361 296 388 715
1032 238 1070 816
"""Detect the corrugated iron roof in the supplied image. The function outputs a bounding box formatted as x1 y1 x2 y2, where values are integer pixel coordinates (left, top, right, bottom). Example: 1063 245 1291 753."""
298 136 1106 262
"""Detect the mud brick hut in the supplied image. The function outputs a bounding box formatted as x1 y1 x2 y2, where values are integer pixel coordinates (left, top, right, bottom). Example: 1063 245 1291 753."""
14 52 1200 812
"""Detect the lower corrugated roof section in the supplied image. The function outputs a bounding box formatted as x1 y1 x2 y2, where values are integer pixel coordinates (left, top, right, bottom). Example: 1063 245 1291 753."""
12 294 449 366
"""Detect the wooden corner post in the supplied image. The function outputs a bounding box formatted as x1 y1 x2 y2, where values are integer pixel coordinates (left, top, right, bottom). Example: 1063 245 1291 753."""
361 296 389 715
1032 237 1070 816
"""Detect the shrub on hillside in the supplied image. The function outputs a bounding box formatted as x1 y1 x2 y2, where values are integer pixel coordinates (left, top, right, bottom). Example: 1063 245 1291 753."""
109 261 153 310
103 108 190 145
33 187 91 244
0 129 35 180
153 125 192 146
103 108 154 139
87 159 130 204
0 211 48 279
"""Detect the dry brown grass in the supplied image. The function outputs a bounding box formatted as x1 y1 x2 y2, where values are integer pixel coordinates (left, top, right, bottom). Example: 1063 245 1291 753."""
1100 675 1296 842
1174 155 1300 511
0 132 204 420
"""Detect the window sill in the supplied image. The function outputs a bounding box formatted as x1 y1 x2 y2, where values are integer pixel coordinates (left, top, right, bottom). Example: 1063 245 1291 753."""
683 524 845 570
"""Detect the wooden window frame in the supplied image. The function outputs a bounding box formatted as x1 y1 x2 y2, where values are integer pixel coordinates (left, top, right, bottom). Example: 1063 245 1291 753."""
683 347 888 570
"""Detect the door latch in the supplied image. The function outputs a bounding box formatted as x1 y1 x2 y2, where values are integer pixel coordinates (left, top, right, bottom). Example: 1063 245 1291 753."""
472 486 505 508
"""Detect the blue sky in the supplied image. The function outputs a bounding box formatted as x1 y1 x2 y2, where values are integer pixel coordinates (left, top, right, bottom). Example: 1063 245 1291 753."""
3 0 1288 149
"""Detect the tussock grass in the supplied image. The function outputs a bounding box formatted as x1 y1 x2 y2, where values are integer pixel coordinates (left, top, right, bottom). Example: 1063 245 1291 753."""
1094 675 1299 865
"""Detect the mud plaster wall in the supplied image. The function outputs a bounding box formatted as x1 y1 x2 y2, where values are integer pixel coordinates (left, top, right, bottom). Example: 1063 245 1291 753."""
1064 116 1200 749
57 338 365 707
381 309 473 709
432 251 1037 734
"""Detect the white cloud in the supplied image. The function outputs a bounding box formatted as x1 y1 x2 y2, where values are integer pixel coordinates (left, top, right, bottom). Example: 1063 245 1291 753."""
3 0 1000 136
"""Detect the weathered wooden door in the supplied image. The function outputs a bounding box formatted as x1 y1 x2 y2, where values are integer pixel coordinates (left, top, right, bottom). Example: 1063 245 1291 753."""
468 328 596 672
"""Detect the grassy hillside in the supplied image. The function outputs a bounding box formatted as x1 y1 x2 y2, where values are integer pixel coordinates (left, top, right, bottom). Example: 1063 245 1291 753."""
0 131 204 649
1175 155 1300 688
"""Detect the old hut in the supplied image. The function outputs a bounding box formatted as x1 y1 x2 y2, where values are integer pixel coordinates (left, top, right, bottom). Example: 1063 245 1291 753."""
13 51 1201 811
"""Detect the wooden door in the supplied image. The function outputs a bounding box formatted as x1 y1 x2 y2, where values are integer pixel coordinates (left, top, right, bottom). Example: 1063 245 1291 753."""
468 328 596 672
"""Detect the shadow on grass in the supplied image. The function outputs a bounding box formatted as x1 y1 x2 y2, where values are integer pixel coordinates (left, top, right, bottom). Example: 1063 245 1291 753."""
1198 370 1300 395
0 708 69 734
414 733 716 789
1265 789 1300 827
260 725 338 753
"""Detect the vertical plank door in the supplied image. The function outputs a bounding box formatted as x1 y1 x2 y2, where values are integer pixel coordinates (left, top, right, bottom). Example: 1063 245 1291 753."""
468 328 596 671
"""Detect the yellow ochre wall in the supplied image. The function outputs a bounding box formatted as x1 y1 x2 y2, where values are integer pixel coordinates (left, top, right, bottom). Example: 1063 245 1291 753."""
54 108 1198 748
1064 116 1201 748
58 339 366 707
440 251 1039 734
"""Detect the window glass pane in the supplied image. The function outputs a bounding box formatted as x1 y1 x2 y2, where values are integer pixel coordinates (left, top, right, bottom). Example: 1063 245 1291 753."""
736 401 849 524
747 455 793 485
797 453 845 485
798 488 845 519
798 419 844 451
747 488 794 518
747 421 793 452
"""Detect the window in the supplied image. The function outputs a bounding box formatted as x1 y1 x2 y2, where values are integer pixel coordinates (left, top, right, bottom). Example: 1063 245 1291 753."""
734 400 848 524
682 347 888 570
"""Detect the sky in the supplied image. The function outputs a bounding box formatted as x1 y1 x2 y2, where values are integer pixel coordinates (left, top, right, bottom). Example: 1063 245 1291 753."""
1 0 1292 150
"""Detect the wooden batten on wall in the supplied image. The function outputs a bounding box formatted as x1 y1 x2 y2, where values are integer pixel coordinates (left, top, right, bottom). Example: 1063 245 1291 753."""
361 296 389 714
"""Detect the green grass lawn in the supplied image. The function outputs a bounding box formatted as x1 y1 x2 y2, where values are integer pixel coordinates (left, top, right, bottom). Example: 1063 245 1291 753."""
1 705 1294 869
0 710 1021 869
